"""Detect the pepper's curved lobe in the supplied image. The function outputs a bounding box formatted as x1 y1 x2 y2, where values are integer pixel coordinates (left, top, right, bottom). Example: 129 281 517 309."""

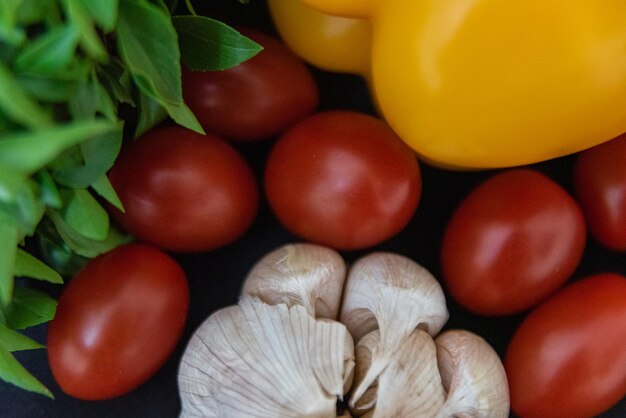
270 0 626 169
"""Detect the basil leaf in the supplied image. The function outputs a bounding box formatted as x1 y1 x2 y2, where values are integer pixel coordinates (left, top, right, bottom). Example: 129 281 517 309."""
62 0 108 62
15 0 56 25
0 182 45 239
0 344 52 398
173 15 262 71
0 322 50 399
98 59 135 106
14 25 80 75
0 323 44 351
62 189 110 241
69 69 118 121
0 0 26 46
17 72 81 103
36 218 89 277
95 80 118 122
52 121 123 188
91 174 124 212
0 40 17 63
0 63 53 129
0 120 116 173
81 0 119 33
134 88 167 138
17 55 90 103
4 286 57 329
0 220 18 307
0 166 27 202
116 0 203 133
34 170 62 209
14 249 63 284
48 209 131 258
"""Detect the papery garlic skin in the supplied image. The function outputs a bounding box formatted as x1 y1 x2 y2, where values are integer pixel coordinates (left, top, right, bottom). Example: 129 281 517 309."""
435 330 510 418
352 329 447 417
340 253 448 405
341 253 448 343
178 246 509 418
242 243 346 319
349 331 377 416
352 329 509 418
178 297 354 418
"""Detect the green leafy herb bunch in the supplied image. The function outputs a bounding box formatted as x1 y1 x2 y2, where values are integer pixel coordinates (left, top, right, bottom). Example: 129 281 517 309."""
0 0 261 397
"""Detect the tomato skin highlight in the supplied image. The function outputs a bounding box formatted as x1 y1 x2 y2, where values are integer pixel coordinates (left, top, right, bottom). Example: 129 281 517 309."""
47 244 189 400
108 126 259 252
441 169 586 315
182 28 319 142
505 273 626 418
574 132 626 251
264 110 421 250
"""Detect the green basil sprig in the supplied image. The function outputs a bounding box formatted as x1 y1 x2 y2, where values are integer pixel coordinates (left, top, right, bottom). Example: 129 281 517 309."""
0 0 261 397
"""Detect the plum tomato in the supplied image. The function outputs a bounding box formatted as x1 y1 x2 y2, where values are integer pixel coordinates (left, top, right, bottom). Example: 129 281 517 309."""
264 110 422 250
505 273 626 418
574 132 626 251
108 126 258 252
440 168 586 315
47 243 189 400
182 28 319 142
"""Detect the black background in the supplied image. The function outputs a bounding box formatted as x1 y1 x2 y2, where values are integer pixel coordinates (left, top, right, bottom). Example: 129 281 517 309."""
2 1 625 417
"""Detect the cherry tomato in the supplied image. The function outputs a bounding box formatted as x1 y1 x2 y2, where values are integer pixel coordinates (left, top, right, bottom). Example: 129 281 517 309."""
47 244 189 400
264 110 421 250
182 28 319 142
108 126 258 252
505 273 626 418
574 132 626 251
440 169 586 315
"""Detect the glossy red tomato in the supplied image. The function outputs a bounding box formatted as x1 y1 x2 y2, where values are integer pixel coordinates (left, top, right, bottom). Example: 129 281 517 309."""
440 169 586 315
182 28 319 142
505 273 626 418
574 132 626 251
47 244 189 400
264 110 422 250
108 126 258 252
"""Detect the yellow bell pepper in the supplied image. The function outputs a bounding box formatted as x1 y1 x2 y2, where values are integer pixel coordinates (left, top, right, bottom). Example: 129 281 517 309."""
269 0 626 169
267 0 371 75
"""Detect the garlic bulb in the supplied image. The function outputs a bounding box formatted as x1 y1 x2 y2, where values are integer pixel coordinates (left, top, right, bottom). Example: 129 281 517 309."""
242 243 346 319
177 244 509 418
179 297 354 418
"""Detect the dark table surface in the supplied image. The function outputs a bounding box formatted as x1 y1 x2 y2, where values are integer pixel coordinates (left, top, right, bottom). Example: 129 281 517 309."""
2 1 625 417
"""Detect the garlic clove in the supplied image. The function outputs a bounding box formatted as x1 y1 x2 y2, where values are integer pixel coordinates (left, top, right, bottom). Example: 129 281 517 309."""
340 252 448 342
241 243 347 319
351 328 509 418
313 318 356 399
178 296 354 418
435 329 510 418
339 253 448 404
350 331 379 416
358 329 447 418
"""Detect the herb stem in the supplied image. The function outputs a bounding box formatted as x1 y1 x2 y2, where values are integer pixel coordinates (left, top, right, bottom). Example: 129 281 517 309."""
185 0 197 16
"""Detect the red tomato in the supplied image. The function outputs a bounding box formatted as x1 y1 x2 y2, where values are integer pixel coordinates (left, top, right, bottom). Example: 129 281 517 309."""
505 273 626 418
47 244 189 400
574 132 626 251
108 126 258 252
264 110 421 250
440 169 586 315
182 28 319 142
